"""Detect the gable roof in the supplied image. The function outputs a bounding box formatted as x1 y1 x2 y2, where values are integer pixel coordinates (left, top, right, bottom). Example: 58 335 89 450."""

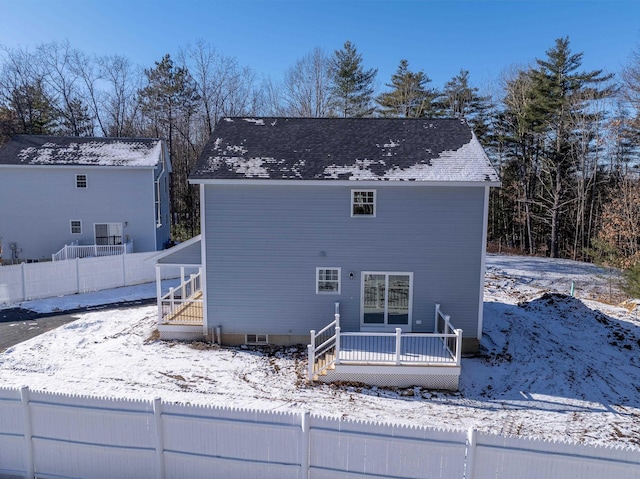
190 117 499 184
0 135 166 168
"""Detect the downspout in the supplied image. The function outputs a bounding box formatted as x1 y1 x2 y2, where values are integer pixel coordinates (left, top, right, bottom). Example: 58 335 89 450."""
154 142 167 229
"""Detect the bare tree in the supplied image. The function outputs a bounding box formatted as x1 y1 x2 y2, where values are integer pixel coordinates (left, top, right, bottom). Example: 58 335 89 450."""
97 55 142 137
282 47 332 117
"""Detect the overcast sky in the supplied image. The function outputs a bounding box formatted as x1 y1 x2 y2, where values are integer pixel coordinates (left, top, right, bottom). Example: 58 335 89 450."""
1 0 639 92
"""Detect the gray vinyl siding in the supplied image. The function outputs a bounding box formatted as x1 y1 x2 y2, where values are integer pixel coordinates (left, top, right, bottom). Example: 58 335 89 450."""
157 240 201 265
0 166 160 261
203 184 486 340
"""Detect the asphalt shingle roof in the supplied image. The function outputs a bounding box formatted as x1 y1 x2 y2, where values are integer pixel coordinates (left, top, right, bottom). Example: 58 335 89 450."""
0 135 164 167
190 117 499 183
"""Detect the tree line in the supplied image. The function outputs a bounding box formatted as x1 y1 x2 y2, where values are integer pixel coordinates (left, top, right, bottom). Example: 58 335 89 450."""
1 38 639 284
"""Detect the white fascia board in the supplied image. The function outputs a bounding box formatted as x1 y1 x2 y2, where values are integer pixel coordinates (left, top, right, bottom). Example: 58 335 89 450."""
148 234 202 264
0 164 157 171
189 178 501 188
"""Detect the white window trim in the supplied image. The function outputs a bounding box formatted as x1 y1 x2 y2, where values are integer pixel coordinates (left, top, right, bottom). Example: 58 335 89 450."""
75 174 87 189
70 220 82 234
316 267 341 294
351 189 376 217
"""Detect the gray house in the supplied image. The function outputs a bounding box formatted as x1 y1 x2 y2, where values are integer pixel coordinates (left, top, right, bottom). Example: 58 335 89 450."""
157 117 499 389
0 135 171 263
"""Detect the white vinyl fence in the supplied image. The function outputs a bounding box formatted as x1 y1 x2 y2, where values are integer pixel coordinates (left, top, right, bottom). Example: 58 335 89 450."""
1 387 639 479
0 252 169 305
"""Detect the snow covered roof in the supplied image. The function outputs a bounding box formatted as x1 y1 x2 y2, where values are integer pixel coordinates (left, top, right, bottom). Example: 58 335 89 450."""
190 117 499 184
0 135 166 168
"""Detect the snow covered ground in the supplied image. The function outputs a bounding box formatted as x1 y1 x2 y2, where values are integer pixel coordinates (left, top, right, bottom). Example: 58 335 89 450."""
1 254 639 450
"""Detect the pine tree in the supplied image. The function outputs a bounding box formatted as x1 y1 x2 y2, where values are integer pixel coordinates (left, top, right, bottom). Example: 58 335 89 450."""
329 41 377 117
529 37 614 258
375 59 439 118
9 80 57 135
441 70 491 142
138 54 201 239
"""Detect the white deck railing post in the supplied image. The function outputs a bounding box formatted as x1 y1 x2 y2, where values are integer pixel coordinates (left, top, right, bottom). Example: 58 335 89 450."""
435 303 440 332
455 329 463 366
395 328 402 365
156 266 163 325
335 326 341 365
308 331 316 380
169 287 175 312
180 267 186 299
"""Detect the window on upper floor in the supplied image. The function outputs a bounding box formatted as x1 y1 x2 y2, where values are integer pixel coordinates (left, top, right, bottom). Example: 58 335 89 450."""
317 267 341 294
351 190 376 217
70 220 82 234
76 174 87 188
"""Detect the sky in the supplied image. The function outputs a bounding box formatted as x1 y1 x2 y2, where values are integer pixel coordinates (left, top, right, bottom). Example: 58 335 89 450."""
1 0 640 93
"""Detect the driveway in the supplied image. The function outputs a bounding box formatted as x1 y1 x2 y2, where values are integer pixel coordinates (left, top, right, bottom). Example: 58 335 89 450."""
0 298 156 352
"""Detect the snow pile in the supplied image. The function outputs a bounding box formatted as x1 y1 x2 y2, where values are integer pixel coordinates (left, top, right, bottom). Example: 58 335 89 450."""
0 255 639 449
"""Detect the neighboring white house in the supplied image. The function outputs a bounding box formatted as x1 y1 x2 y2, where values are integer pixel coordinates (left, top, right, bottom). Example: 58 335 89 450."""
0 135 171 263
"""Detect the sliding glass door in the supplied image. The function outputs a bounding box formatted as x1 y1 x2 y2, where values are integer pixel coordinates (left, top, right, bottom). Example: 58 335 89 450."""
362 272 412 331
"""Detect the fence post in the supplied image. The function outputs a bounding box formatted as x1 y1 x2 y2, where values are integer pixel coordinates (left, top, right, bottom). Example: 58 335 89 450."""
153 397 165 479
334 302 340 329
21 262 26 301
122 253 127 287
20 386 35 479
335 326 341 365
307 332 315 381
466 427 477 479
169 287 175 312
76 257 80 294
395 328 402 365
434 303 440 333
300 411 310 479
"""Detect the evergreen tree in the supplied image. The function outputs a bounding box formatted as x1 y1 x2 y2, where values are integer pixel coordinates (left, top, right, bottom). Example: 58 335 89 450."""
375 59 439 118
441 69 491 142
529 37 614 258
329 41 377 117
138 54 201 239
8 80 57 135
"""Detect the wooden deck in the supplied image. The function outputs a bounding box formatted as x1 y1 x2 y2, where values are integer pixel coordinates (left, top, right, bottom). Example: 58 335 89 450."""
162 291 203 325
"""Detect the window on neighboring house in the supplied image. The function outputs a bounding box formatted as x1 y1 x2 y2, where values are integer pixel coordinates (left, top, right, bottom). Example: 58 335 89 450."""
94 223 123 245
70 220 82 234
351 190 376 216
317 267 341 294
76 174 87 188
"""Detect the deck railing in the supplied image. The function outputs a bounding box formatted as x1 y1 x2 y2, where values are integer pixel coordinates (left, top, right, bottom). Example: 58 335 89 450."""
308 303 462 381
52 241 133 261
308 302 341 380
435 303 463 365
160 271 203 325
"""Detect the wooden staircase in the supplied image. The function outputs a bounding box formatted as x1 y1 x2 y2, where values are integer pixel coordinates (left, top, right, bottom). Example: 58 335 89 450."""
312 351 336 381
